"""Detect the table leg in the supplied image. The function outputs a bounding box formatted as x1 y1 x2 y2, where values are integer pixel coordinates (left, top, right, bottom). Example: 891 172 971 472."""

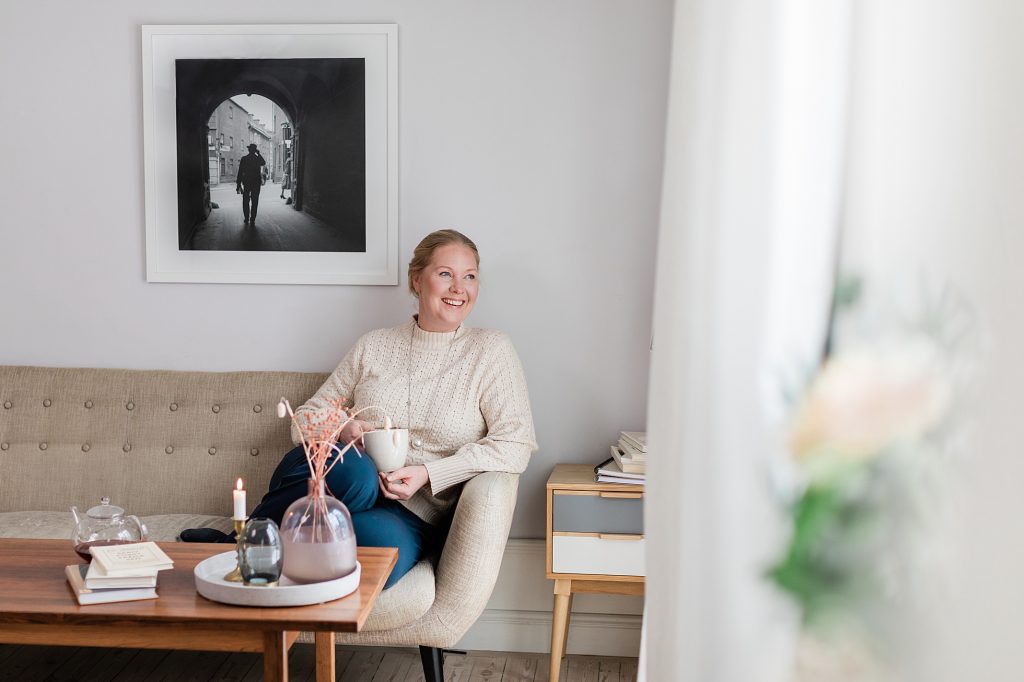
562 592 574 648
315 631 335 682
264 630 289 682
550 578 572 682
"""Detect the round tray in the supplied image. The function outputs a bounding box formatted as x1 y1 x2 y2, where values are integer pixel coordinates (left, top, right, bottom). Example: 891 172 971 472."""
194 551 361 607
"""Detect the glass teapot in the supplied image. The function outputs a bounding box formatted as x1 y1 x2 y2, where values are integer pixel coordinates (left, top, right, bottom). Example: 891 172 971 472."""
70 496 148 560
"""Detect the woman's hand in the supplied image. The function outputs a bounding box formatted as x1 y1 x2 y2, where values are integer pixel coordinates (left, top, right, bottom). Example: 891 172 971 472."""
338 418 373 450
378 465 429 500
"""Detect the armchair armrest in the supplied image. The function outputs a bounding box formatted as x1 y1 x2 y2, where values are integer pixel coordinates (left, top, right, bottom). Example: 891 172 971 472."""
429 471 519 641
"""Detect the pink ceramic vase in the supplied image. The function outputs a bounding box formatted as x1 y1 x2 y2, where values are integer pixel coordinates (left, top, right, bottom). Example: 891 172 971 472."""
279 479 357 583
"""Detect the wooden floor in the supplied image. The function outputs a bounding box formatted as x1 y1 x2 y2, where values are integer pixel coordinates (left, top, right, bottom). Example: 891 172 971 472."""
0 644 638 681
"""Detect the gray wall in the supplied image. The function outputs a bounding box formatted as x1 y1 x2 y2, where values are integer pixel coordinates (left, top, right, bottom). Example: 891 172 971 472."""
0 0 672 538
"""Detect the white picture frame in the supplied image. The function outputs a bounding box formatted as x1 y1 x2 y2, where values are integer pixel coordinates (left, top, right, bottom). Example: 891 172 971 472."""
141 24 398 285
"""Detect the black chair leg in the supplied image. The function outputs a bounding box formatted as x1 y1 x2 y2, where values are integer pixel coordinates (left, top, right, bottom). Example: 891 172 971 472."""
419 645 445 682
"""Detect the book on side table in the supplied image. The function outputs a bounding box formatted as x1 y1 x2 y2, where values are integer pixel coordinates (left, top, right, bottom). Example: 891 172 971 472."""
594 430 648 483
594 456 645 485
65 564 158 605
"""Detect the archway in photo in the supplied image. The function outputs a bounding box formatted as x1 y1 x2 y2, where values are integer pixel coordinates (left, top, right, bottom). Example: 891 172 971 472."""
174 58 366 252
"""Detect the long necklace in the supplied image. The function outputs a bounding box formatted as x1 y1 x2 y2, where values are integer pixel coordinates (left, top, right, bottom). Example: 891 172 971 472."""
406 322 461 450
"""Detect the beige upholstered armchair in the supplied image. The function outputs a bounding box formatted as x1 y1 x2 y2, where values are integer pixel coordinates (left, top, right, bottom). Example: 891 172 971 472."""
333 471 519 680
0 365 519 682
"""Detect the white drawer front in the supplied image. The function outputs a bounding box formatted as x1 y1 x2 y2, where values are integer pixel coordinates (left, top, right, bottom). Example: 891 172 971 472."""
551 535 645 577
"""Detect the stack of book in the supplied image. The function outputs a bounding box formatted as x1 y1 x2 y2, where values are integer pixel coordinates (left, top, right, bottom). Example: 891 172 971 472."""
65 541 174 605
594 431 647 485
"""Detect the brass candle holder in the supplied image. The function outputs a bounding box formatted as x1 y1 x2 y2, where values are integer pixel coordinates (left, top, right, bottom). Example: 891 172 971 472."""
222 518 246 583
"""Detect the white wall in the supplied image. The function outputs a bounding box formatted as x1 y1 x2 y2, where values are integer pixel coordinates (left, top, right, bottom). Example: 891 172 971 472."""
0 1 673 539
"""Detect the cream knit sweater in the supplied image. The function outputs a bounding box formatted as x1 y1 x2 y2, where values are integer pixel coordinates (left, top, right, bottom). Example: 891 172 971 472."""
292 318 537 525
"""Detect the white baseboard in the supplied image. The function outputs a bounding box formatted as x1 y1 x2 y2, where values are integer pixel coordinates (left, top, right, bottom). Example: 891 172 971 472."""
454 539 644 657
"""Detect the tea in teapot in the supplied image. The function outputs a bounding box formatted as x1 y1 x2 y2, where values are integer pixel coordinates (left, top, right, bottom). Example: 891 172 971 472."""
70 496 148 560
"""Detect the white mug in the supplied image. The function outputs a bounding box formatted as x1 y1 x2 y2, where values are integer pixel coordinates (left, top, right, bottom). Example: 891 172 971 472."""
363 428 409 472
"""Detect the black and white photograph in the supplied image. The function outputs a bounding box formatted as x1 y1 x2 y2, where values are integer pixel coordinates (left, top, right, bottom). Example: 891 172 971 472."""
142 25 398 285
176 58 365 253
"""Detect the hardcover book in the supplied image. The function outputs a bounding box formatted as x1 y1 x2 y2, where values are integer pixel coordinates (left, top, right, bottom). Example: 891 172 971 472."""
89 541 173 576
594 457 646 483
65 564 158 605
617 437 647 461
610 445 647 474
85 560 159 589
619 431 647 452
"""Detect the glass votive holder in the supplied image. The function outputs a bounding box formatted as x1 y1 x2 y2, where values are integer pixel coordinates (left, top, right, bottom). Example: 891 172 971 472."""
238 517 283 586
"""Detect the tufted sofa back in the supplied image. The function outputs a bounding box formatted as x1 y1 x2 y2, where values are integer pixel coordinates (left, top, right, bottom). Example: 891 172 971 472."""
0 366 327 516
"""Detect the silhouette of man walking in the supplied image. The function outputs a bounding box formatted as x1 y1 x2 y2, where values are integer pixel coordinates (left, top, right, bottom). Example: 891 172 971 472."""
236 144 266 225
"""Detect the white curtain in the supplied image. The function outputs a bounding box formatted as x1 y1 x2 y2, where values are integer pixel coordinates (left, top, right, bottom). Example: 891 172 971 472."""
642 1 853 680
838 2 1024 679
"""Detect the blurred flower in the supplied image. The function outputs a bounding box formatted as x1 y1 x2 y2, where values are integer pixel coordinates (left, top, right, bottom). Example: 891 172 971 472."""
789 336 951 461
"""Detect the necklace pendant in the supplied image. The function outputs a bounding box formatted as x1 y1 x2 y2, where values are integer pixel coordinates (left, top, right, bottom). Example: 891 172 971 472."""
413 437 423 448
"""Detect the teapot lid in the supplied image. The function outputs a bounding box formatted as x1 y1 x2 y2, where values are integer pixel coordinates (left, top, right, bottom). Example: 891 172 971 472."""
86 496 124 519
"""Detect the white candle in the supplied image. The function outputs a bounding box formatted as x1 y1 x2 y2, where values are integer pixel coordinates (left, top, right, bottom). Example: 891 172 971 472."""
233 478 246 520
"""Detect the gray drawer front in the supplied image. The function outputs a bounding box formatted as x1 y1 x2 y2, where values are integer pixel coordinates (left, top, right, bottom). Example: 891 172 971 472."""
552 493 643 534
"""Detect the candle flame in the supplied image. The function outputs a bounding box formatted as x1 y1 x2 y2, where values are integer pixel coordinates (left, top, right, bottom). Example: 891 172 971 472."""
236 478 243 490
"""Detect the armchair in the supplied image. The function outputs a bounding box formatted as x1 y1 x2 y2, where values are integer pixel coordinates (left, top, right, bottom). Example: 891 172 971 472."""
331 471 520 681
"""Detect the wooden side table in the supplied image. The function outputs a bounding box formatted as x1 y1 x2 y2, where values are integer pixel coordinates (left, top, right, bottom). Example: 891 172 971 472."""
546 464 644 681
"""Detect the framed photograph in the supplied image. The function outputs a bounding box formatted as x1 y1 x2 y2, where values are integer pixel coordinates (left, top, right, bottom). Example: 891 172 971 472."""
141 24 398 285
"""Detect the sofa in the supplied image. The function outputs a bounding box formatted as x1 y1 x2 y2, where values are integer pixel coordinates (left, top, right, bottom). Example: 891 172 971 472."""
0 365 519 680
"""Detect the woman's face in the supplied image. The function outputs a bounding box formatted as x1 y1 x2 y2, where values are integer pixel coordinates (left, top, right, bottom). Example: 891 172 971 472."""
414 243 479 332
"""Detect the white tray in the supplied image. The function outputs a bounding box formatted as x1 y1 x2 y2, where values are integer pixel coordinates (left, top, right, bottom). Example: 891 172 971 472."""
194 551 361 607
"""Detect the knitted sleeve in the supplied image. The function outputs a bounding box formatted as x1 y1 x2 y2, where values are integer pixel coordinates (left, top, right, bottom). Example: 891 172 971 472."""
424 333 537 493
291 336 366 445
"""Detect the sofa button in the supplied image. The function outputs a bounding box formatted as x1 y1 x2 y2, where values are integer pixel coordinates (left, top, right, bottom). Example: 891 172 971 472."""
84 400 93 408
212 404 221 414
39 442 48 451
250 447 259 456
208 447 217 455
82 443 91 453
253 404 262 413
123 443 132 452
169 402 178 411
126 402 135 411
165 446 174 454
0 443 8 451
3 401 11 409
43 399 52 407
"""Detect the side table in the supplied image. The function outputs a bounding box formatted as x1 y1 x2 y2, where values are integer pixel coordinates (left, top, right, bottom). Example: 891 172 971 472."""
546 464 644 682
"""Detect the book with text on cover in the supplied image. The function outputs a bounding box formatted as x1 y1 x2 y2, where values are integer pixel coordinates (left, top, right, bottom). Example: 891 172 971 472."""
89 541 173 576
65 564 158 605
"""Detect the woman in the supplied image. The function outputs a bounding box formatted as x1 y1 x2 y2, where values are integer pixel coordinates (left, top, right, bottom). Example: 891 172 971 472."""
182 230 537 588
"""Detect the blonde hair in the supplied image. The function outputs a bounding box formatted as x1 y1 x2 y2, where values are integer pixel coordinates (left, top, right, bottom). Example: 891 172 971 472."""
408 229 480 297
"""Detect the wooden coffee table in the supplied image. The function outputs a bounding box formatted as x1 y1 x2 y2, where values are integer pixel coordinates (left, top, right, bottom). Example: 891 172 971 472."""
0 539 397 682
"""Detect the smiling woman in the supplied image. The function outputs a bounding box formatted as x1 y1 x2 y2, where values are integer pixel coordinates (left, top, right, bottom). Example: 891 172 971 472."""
408 230 480 332
180 228 537 591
